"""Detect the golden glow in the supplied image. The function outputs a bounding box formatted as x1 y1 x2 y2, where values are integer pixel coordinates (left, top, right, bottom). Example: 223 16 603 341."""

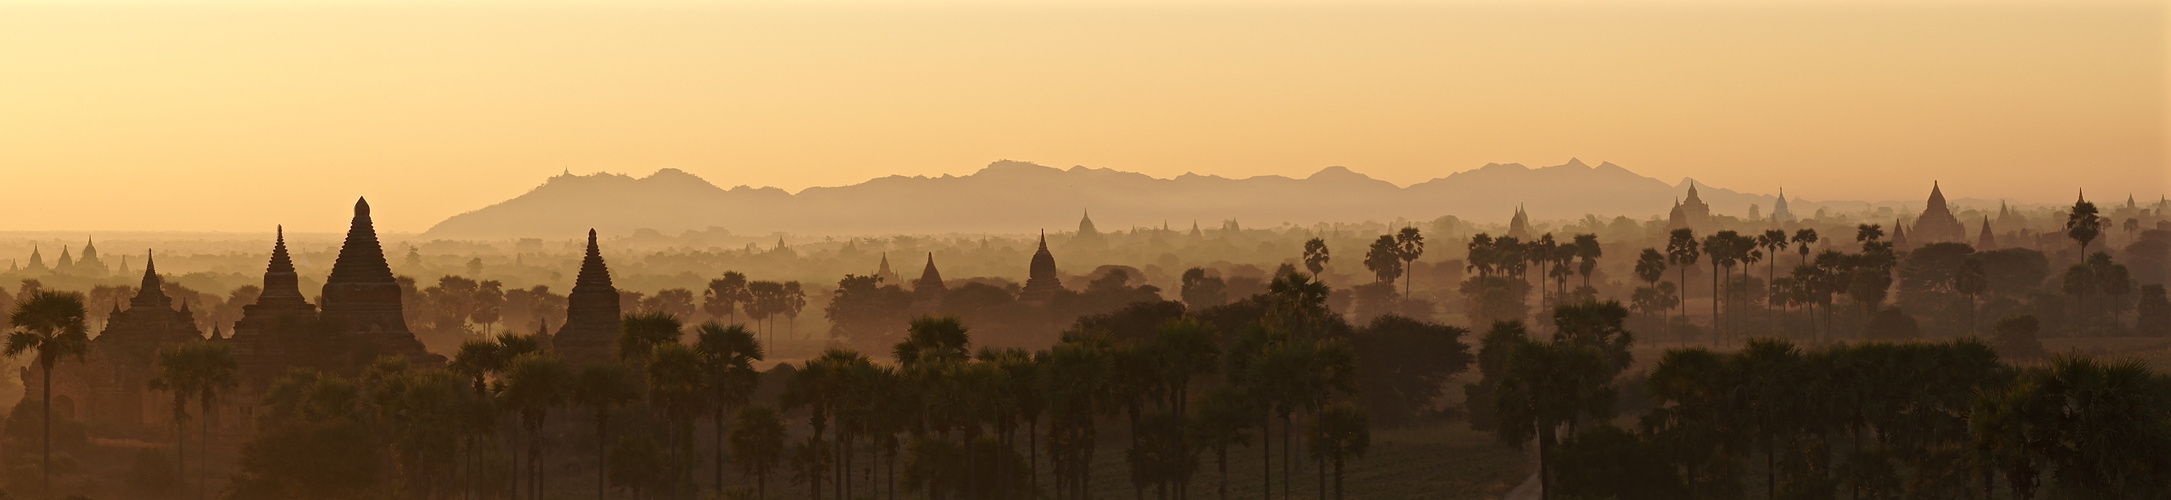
1 1 2163 232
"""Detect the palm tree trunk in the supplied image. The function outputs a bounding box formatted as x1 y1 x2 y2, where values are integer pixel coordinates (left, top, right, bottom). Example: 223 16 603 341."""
1711 261 1722 347
44 363 53 500
725 408 742 493
1333 454 1344 500
200 405 211 500
1281 414 1292 500
1261 414 1271 500
597 414 609 500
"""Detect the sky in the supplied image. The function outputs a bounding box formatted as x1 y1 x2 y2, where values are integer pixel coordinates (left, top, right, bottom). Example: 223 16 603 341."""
1 0 2165 233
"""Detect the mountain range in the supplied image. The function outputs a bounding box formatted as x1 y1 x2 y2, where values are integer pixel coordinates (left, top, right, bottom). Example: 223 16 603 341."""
420 159 1898 240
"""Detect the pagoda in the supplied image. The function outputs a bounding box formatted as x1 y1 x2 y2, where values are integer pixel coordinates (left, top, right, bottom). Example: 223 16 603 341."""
912 253 946 310
554 229 625 365
22 252 204 428
1019 231 1065 305
1911 182 1967 243
1977 217 1997 250
318 198 441 367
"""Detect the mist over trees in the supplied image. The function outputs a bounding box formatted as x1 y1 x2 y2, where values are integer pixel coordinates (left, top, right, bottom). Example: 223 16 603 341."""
0 179 2167 499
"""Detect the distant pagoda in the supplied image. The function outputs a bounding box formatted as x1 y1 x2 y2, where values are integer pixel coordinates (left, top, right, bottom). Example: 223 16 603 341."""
1019 231 1065 305
912 253 946 310
1507 205 1533 240
1911 182 1967 244
555 229 625 365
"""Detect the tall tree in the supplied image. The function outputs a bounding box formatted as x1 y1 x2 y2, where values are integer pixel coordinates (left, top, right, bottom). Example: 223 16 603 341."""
1363 235 1404 287
695 321 766 493
1307 402 1370 500
502 352 572 500
1572 233 1602 290
1395 227 1426 298
188 343 236 500
149 345 203 500
732 406 787 499
1302 238 1331 278
705 271 751 324
6 290 89 499
1666 229 1702 344
573 363 641 500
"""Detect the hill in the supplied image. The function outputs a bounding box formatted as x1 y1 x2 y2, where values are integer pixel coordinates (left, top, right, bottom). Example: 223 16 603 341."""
420 159 1806 239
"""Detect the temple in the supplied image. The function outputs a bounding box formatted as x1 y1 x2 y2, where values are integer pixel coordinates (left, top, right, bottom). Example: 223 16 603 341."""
553 229 624 365
1770 188 1794 224
873 253 900 285
73 237 105 276
1506 205 1533 240
1910 182 1967 244
913 253 946 310
1019 231 1065 305
20 253 204 428
1977 217 1997 250
1667 181 1712 231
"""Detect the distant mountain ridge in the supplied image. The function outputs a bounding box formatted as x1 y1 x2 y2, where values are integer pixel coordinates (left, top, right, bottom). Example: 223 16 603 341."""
420 159 1854 240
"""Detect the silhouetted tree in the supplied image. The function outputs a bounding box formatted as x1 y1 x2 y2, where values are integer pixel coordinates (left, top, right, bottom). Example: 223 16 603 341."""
7 290 89 498
1302 238 1330 278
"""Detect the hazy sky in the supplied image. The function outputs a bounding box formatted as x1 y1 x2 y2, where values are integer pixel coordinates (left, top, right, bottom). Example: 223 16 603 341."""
2 0 2165 233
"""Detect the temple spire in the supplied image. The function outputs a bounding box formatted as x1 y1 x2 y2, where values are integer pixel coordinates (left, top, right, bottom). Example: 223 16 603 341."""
257 225 308 306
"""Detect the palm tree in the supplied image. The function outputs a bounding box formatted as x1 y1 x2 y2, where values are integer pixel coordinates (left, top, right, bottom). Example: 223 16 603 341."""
1571 233 1601 290
1395 227 1425 298
573 363 641 500
1362 235 1402 287
1759 229 1788 315
1702 231 1741 345
1193 386 1255 500
187 343 235 500
1792 228 1820 268
7 290 89 499
1634 248 1668 331
705 271 750 324
1302 238 1330 278
695 321 765 493
502 352 572 500
1666 229 1701 344
732 406 787 499
148 346 202 500
2066 196 2103 321
1493 339 1615 500
788 435 832 500
620 311 686 377
1308 402 1370 500
649 342 711 495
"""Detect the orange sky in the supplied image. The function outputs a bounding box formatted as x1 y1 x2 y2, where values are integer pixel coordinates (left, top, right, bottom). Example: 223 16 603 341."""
1 1 2165 233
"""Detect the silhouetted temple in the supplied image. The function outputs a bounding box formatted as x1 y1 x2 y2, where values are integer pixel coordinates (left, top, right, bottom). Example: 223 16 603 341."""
1911 182 1967 243
1770 189 1794 224
873 253 900 285
321 199 441 362
1506 205 1533 240
24 245 45 272
554 229 624 365
913 253 946 310
21 253 204 428
1668 181 1713 231
1020 231 1064 305
73 237 105 276
1891 219 1910 249
1978 217 1997 250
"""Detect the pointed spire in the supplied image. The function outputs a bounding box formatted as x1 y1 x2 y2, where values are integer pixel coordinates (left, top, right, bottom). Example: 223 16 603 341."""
209 324 224 341
574 229 612 288
1078 209 1099 236
257 225 307 305
326 197 395 285
269 225 295 274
